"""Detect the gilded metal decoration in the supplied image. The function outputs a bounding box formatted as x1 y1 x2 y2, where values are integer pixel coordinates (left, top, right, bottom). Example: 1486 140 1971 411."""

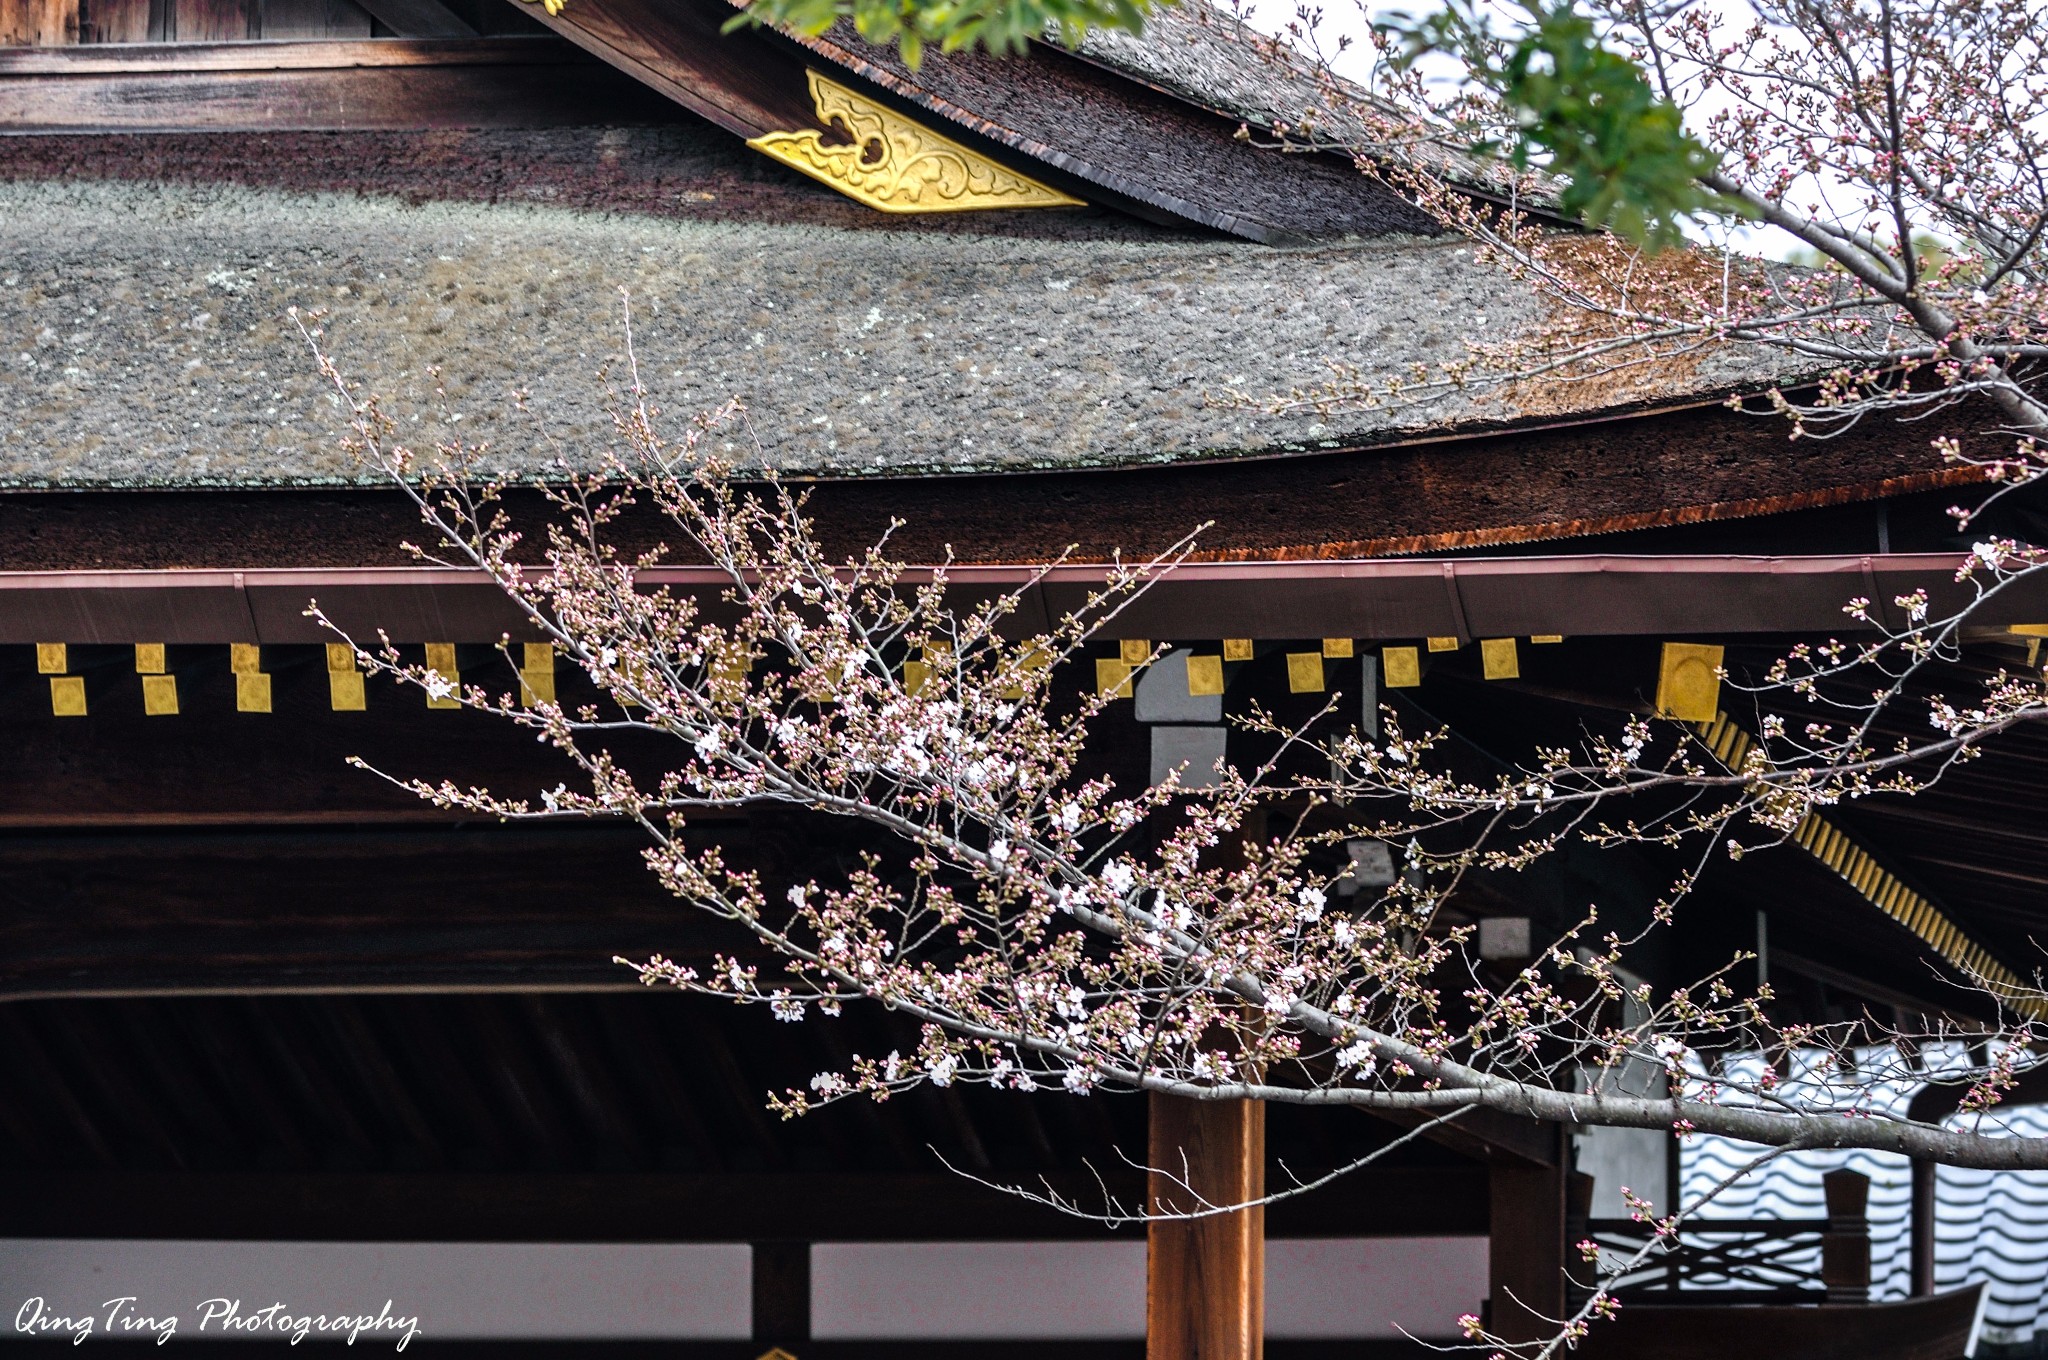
748 71 1084 213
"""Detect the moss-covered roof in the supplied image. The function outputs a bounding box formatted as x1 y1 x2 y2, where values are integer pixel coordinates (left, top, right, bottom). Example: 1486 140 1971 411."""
0 130 1772 488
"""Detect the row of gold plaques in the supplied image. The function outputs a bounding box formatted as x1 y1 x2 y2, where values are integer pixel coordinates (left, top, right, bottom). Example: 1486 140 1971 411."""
1095 635 1565 698
1087 636 1723 722
28 643 556 716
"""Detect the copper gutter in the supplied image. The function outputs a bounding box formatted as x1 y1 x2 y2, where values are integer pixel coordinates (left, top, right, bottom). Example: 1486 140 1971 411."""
0 553 2022 644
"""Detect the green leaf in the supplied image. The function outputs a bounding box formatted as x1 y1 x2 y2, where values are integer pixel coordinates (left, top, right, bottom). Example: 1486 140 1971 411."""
731 0 1164 66
1383 0 1742 249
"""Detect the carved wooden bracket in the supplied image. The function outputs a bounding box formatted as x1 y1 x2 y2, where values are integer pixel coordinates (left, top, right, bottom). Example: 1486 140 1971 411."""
748 70 1083 213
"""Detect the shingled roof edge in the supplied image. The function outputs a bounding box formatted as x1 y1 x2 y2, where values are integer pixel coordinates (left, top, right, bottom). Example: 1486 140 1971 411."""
762 25 1284 241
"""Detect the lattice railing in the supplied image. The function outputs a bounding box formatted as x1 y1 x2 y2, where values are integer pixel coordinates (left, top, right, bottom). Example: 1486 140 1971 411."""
1576 1168 1872 1307
1585 1217 1830 1303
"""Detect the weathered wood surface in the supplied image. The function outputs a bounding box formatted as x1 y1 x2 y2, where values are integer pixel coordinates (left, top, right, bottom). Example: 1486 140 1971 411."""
517 0 816 137
0 35 537 68
0 823 717 995
0 36 682 130
1148 1093 1265 1360
0 0 77 45
350 0 474 38
79 0 150 41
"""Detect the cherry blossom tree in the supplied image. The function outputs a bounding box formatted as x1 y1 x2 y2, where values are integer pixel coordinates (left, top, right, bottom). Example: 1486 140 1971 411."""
288 11 2048 1341
297 303 2043 1122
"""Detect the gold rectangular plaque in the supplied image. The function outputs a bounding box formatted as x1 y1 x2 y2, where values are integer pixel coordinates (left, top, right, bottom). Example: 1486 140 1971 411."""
330 670 366 712
1222 638 1254 662
1096 658 1132 698
237 672 272 713
135 643 166 674
521 643 556 706
49 675 85 716
1321 638 1354 658
230 643 261 674
1383 646 1421 688
1531 634 1564 644
142 674 178 715
326 643 357 673
1426 637 1461 652
425 643 459 710
1186 654 1224 697
36 643 65 675
1118 639 1151 665
1286 652 1325 694
1481 638 1520 680
1656 642 1725 721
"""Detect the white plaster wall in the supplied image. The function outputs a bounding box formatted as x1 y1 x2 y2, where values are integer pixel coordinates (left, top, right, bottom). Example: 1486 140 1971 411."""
1 1235 1486 1341
1265 1237 1487 1339
0 1240 750 1343
812 1240 1149 1339
812 1237 1487 1341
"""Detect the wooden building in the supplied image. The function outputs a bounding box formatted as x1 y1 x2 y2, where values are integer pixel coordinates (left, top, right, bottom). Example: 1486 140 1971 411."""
0 0 2034 1354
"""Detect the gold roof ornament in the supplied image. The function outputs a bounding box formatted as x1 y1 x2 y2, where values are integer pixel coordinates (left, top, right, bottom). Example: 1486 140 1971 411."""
748 71 1084 213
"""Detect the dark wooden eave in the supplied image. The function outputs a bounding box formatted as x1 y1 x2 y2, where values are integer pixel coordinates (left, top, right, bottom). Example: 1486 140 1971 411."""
0 551 2029 648
514 0 1432 240
0 989 1484 1236
0 36 687 130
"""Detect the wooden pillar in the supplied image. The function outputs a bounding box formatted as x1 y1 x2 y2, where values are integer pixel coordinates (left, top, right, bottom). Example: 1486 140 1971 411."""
1147 1092 1264 1360
1911 1158 1936 1296
0 0 79 44
752 1240 810 1351
1488 1134 1566 1344
1821 1169 1872 1304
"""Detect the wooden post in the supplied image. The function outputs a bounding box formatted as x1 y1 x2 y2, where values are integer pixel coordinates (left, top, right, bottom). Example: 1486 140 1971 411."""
1911 1158 1936 1296
1488 1131 1567 1344
1821 1168 1872 1304
1147 1092 1264 1360
0 0 79 44
752 1239 810 1350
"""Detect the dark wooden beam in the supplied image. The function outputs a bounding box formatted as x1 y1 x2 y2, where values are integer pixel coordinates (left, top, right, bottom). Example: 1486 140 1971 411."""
0 1166 1484 1241
1365 1105 1560 1170
1147 1094 1264 1360
752 1240 811 1348
350 0 475 37
0 822 738 997
0 1007 116 1165
1487 1131 1568 1346
0 37 687 131
1910 1158 1936 1297
516 0 815 138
